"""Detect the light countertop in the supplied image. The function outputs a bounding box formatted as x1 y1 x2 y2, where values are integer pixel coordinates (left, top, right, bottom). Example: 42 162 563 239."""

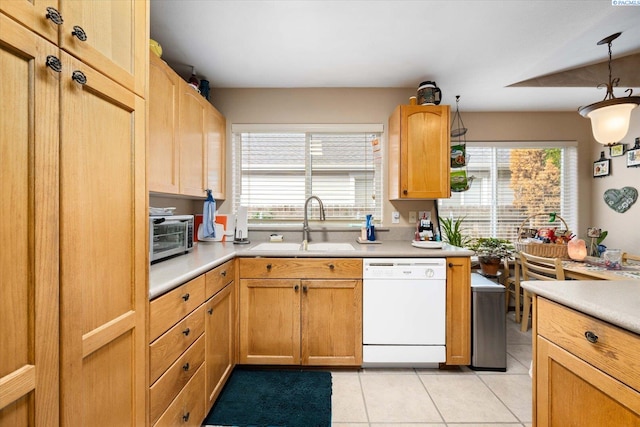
521 280 640 335
149 239 474 300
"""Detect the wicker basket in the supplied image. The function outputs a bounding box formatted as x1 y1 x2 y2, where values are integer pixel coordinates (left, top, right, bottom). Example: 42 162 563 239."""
514 213 569 259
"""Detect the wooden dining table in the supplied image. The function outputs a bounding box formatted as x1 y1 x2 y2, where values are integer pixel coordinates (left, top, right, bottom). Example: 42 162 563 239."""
508 253 640 324
561 259 640 281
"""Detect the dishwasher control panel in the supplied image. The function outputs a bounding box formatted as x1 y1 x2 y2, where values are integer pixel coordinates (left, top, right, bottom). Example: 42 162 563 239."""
363 258 447 280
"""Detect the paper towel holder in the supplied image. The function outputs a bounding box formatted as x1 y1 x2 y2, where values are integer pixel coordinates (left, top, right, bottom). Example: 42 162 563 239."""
233 206 251 244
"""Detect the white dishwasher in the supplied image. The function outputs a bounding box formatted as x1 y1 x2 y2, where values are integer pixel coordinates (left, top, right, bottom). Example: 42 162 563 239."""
363 258 446 367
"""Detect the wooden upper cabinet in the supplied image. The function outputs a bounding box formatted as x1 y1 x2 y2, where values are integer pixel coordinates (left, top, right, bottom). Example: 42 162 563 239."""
149 53 180 193
0 14 60 426
0 0 147 97
179 86 207 197
58 0 147 97
148 54 227 199
388 105 451 199
0 0 59 44
205 105 226 200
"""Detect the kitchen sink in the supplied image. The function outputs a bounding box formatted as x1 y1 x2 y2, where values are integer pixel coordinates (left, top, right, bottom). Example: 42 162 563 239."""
249 242 356 252
305 242 355 251
250 243 302 251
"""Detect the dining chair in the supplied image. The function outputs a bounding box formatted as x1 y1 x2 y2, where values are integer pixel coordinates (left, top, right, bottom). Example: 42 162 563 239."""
519 251 565 332
502 256 522 323
622 252 640 264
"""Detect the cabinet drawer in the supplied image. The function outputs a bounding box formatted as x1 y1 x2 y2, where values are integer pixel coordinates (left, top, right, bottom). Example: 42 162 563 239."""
240 258 362 279
149 335 205 424
537 298 640 391
206 259 234 298
153 365 206 427
150 275 206 342
150 305 205 384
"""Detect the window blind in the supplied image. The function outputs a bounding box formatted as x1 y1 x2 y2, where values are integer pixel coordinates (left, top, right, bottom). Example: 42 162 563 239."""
438 142 578 242
232 125 383 224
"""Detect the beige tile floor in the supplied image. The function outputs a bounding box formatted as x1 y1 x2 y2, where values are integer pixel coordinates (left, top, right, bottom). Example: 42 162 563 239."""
331 312 533 427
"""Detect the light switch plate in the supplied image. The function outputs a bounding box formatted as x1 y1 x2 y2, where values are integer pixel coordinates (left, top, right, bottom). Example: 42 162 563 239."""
409 211 417 223
391 211 400 224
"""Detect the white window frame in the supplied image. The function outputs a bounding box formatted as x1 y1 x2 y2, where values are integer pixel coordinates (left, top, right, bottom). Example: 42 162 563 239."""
231 123 384 226
438 140 578 242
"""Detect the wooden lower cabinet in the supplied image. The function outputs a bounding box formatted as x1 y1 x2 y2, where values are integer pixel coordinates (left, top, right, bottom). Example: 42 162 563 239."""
534 298 640 426
153 366 206 427
204 282 235 411
149 260 236 425
445 257 471 365
239 258 363 366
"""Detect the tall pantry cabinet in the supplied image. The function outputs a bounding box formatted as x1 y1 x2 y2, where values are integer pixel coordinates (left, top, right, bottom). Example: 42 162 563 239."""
0 1 148 426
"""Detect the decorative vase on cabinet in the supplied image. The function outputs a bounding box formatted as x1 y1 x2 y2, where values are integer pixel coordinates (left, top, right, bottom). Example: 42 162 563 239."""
388 105 451 199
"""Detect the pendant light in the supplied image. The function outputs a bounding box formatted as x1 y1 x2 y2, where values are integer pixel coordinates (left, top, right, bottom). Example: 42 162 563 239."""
578 32 640 145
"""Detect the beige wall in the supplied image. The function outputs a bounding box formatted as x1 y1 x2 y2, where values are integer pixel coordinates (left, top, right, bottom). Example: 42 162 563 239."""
210 88 638 251
589 108 640 254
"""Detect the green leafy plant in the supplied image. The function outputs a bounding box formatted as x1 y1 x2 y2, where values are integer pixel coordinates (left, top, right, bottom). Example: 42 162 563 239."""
439 216 472 248
468 237 515 260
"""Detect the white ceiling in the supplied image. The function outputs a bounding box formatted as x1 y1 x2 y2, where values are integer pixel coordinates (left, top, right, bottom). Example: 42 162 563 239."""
150 0 640 112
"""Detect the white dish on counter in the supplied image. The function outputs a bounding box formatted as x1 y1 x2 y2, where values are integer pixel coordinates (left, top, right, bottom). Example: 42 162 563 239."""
411 241 444 249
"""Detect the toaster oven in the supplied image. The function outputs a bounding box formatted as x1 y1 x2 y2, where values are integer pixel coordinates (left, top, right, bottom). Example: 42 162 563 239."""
149 215 194 263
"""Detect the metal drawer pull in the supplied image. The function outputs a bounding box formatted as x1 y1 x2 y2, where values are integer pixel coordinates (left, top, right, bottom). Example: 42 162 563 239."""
182 362 190 371
294 285 299 291
45 7 64 25
182 328 190 336
266 263 272 270
584 331 598 343
221 270 227 276
71 25 87 41
182 293 190 301
303 285 308 293
207 308 213 315
448 263 464 268
182 412 190 422
45 55 62 73
328 263 335 270
71 70 87 85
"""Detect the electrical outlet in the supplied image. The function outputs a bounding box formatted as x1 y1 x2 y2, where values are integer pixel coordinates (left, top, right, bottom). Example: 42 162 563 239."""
409 211 417 223
391 211 400 224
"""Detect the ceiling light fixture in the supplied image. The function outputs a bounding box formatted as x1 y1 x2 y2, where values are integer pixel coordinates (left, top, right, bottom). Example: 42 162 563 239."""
579 32 640 146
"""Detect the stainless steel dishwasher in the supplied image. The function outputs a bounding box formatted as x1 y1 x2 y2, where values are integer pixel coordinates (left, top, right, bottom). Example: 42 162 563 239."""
362 258 446 367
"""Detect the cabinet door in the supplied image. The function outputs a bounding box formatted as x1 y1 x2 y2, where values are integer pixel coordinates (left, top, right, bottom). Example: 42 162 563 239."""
446 257 471 365
301 280 362 366
399 106 450 199
239 279 301 365
536 336 640 426
204 283 235 411
0 15 59 427
0 0 59 44
148 53 180 193
179 85 207 197
58 0 147 97
205 105 226 200
59 51 146 427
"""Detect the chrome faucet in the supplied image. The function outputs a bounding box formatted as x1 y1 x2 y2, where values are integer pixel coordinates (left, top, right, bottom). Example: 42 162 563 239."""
302 195 326 244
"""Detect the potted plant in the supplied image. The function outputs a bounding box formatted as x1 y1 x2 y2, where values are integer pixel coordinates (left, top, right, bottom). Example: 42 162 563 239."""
469 237 515 276
439 216 472 248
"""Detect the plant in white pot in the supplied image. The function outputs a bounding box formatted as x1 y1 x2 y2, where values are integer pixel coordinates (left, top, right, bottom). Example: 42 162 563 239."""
469 237 515 276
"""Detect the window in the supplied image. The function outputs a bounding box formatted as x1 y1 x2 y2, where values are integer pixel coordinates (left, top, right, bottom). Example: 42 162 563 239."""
232 124 383 225
438 141 578 241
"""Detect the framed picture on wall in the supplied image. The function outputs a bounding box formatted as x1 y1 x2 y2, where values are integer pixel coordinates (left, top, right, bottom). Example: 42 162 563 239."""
593 157 610 177
627 147 640 168
609 143 625 157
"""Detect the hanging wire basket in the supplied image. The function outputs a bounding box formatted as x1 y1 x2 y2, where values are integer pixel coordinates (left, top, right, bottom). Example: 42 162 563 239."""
450 95 468 139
